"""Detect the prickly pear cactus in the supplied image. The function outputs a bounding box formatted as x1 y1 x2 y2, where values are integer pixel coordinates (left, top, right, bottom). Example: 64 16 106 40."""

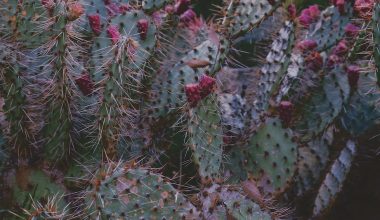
0 0 379 219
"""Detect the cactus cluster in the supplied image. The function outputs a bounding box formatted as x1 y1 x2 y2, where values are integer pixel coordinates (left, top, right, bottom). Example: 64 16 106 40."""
0 0 379 219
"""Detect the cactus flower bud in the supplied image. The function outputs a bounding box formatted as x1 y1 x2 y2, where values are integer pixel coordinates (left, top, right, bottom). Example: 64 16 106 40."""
68 3 84 21
347 65 361 88
287 4 297 20
106 3 121 17
354 0 374 20
119 3 131 13
332 40 349 56
344 23 360 37
165 5 175 14
88 14 101 35
180 9 196 23
185 83 201 107
137 19 149 40
107 25 120 44
332 0 346 14
298 5 320 27
327 54 341 67
297 39 317 51
199 74 216 98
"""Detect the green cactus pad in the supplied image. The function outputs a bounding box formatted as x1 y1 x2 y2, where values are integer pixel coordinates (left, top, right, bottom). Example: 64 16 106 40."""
149 36 228 119
91 10 157 82
41 6 85 160
295 128 333 196
199 184 272 219
312 140 357 217
218 93 248 139
24 194 69 220
227 117 298 196
188 95 223 181
226 0 281 36
3 167 67 217
296 65 350 141
340 72 380 135
82 162 199 219
254 21 295 118
306 4 353 52
0 0 48 47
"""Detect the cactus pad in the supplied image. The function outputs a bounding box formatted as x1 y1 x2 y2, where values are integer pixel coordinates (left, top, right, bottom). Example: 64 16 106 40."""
227 117 298 196
312 140 357 217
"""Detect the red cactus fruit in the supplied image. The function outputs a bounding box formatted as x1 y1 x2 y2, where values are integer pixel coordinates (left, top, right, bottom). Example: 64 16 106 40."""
180 9 196 23
279 101 293 126
165 5 175 14
354 0 374 20
137 19 149 40
332 0 346 14
344 23 360 37
199 74 216 98
298 5 320 27
332 40 349 56
106 3 121 16
327 54 341 67
305 51 323 71
347 65 361 88
107 25 120 44
174 0 190 15
297 39 317 51
68 3 84 21
185 83 201 107
288 4 297 20
119 3 131 13
88 14 101 35
76 74 94 96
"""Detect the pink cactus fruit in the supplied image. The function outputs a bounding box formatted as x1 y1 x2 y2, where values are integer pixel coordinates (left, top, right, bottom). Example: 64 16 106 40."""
185 83 201 107
297 39 318 51
331 0 346 14
344 23 360 37
107 25 120 44
288 3 297 20
180 9 196 23
347 65 361 88
332 40 349 56
298 5 320 27
88 14 102 35
199 74 216 98
76 73 94 96
354 0 374 20
137 19 149 40
327 54 342 67
119 3 131 13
